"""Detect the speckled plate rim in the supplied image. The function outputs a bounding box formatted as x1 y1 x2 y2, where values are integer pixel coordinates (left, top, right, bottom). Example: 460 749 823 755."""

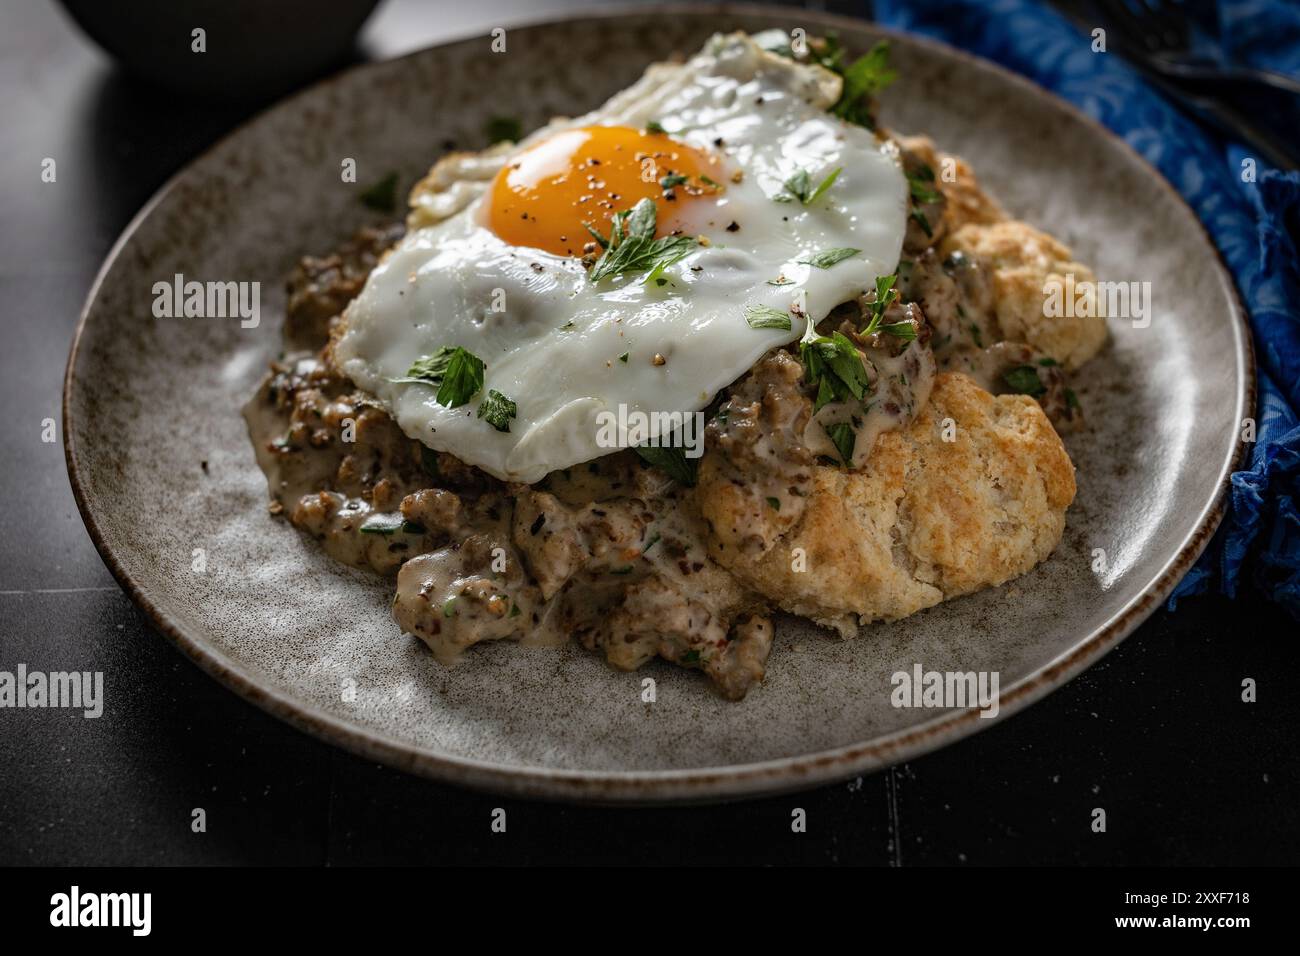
64 3 1255 805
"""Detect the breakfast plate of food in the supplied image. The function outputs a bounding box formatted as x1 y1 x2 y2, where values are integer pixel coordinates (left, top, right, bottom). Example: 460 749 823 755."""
65 6 1251 800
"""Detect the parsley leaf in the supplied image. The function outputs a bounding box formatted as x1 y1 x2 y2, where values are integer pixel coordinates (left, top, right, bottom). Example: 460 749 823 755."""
775 34 896 128
860 273 900 336
781 167 842 205
824 421 857 466
800 330 872 412
831 41 897 126
392 345 492 412
435 347 485 408
807 167 842 205
645 120 667 135
593 232 695 283
583 223 609 250
476 389 517 431
634 445 698 486
881 321 917 341
1003 365 1046 396
391 345 457 387
907 168 942 205
744 304 793 331
587 198 698 284
659 173 688 189
782 169 811 203
798 247 860 269
625 198 656 238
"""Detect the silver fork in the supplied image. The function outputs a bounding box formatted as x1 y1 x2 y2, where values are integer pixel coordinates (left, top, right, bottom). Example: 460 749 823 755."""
1094 0 1300 94
1084 0 1300 168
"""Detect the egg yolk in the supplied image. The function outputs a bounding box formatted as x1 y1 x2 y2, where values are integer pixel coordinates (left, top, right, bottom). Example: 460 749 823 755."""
486 125 723 257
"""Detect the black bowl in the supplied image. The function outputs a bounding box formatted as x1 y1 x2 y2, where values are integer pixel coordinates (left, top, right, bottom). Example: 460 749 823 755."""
57 0 382 101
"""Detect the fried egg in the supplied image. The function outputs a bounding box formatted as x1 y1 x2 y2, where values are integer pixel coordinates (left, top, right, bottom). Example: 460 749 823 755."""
333 32 908 483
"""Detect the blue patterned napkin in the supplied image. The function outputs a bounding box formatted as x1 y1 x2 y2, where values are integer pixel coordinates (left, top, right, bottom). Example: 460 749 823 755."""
874 0 1300 618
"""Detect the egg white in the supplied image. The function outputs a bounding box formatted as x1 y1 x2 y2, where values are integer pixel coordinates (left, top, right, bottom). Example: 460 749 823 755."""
333 32 908 483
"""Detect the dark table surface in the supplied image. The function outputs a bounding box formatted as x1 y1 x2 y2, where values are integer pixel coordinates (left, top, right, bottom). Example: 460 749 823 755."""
1 0 1295 866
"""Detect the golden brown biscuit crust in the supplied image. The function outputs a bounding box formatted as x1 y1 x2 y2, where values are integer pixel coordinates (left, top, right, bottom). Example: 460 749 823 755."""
697 372 1076 634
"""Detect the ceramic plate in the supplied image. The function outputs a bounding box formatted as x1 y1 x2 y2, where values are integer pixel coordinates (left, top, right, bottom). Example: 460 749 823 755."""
64 5 1252 802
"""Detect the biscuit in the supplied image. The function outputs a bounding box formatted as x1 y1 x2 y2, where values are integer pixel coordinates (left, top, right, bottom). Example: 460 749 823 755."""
895 134 1006 232
941 221 1109 369
697 372 1076 634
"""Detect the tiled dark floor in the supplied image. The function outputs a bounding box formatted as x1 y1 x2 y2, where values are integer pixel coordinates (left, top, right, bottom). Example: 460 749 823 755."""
1 0 1295 866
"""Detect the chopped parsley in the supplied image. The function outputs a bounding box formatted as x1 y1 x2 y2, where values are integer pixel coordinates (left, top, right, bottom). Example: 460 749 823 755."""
659 173 688 189
907 164 942 205
391 345 457 387
484 115 523 143
881 321 917 341
583 224 609 250
359 172 399 213
433 347 485 408
766 496 781 511
823 38 897 127
396 346 511 431
767 33 897 128
680 649 702 665
824 421 857 466
910 209 934 237
644 254 681 287
800 328 872 413
392 345 485 409
1003 364 1046 396
586 198 697 284
443 598 457 618
779 167 842 205
635 444 698 486
744 303 793 331
619 351 629 363
860 274 900 337
476 389 517 431
798 247 860 269
645 120 667 135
